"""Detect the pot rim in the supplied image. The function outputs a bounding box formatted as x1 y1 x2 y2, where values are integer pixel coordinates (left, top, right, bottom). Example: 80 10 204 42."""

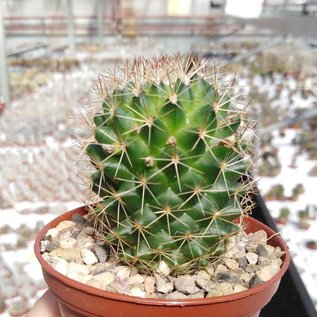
35 205 290 307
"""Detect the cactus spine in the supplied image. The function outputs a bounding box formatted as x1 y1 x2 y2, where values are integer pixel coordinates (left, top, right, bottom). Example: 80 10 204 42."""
82 54 255 274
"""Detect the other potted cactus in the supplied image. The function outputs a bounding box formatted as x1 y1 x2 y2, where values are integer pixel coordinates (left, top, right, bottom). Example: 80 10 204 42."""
297 209 310 230
264 184 285 201
34 54 290 317
276 207 290 225
291 183 305 201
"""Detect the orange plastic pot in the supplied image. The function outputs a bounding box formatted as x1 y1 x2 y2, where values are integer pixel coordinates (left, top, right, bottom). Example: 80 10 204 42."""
34 206 290 317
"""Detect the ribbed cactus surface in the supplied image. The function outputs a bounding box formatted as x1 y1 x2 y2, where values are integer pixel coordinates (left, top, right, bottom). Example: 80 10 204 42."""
83 54 254 274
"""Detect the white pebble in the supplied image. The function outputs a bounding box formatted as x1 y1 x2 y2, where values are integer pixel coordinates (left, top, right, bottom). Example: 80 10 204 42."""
246 252 258 265
98 271 115 286
67 262 90 277
60 237 77 248
224 258 239 270
49 256 68 275
46 228 59 239
86 272 115 290
101 271 115 285
156 278 174 294
50 248 81 262
130 287 146 298
129 274 145 285
233 284 248 293
156 261 171 276
215 264 227 273
174 275 199 295
116 266 131 280
144 276 156 293
81 248 98 265
257 264 280 282
248 230 267 245
56 220 76 231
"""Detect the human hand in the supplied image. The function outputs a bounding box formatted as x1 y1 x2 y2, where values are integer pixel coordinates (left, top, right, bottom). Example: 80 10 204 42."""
25 289 61 317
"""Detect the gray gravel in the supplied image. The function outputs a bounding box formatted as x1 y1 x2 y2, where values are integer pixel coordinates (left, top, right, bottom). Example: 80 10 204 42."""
41 215 285 299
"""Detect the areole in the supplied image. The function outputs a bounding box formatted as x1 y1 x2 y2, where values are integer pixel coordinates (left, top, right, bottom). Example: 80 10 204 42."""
34 206 290 317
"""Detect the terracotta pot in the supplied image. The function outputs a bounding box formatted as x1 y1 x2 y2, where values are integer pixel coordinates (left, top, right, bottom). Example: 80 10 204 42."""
35 206 290 317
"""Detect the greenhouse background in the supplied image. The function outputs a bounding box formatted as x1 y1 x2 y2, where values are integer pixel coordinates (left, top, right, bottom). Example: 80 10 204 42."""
0 1 317 316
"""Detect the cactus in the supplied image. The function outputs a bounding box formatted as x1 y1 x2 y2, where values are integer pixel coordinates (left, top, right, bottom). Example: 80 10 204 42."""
265 184 285 201
277 207 290 225
297 209 310 230
291 183 305 200
81 54 255 274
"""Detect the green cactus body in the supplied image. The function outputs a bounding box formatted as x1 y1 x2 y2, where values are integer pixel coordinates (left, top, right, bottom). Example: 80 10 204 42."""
84 54 254 274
